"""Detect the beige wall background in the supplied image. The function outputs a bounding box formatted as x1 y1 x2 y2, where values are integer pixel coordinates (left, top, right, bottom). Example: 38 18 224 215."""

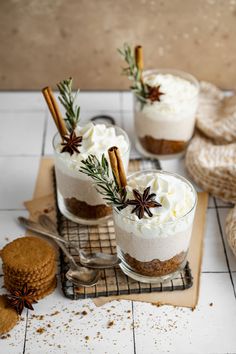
0 0 236 90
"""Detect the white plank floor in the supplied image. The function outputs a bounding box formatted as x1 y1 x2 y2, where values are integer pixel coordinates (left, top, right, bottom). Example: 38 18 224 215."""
0 91 235 354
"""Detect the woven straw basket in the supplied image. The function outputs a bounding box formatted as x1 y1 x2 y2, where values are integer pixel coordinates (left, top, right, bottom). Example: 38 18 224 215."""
186 81 236 257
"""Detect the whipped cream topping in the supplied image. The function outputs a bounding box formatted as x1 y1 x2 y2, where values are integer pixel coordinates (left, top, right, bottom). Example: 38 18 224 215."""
56 122 129 171
144 73 198 112
54 122 130 205
115 172 196 237
56 122 128 162
135 72 199 141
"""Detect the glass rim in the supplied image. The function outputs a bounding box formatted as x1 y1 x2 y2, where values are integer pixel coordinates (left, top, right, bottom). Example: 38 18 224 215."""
52 122 131 158
113 169 197 225
134 68 199 102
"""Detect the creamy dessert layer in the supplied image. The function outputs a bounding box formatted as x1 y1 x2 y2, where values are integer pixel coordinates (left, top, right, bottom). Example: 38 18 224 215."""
135 72 199 143
114 171 196 263
54 122 129 205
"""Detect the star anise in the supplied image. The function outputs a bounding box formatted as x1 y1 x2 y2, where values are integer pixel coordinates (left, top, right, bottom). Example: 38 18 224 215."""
127 186 162 219
6 283 37 315
147 84 165 103
61 130 82 156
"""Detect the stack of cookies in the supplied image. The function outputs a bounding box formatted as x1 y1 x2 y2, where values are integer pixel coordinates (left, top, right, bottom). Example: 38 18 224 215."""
1 236 57 300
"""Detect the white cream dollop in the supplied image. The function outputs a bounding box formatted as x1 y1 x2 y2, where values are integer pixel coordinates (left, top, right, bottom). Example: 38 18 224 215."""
115 172 196 237
144 73 198 107
55 122 129 169
137 73 198 121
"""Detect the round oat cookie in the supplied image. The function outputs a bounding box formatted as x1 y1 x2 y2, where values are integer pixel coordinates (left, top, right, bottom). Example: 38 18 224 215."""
5 278 57 301
3 262 56 284
0 295 18 335
3 260 56 281
4 268 56 290
34 277 57 300
1 236 56 272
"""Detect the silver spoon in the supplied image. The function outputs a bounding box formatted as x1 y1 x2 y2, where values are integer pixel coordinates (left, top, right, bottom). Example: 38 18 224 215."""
18 216 120 269
17 217 100 287
38 214 120 269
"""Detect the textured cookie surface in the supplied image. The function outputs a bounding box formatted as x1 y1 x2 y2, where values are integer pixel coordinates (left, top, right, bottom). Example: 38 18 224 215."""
0 295 18 335
1 236 56 271
5 278 57 301
4 270 56 291
3 262 56 283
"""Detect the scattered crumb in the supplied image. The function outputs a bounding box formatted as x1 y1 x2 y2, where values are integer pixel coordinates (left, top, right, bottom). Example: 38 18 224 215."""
81 310 88 316
0 334 11 340
151 302 162 307
107 320 114 328
209 302 213 307
50 311 60 316
85 336 89 341
36 328 45 334
47 324 51 328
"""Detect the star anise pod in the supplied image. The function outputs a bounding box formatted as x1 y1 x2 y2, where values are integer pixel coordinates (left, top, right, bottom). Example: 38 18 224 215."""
61 130 83 156
6 283 37 315
147 84 165 103
127 186 162 219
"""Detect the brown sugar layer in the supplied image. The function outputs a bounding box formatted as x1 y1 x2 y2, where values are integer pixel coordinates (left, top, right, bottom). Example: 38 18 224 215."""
139 135 188 155
124 251 187 277
64 197 112 219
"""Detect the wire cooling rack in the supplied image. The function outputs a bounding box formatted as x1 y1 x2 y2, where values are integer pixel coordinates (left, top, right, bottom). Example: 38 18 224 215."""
55 158 193 300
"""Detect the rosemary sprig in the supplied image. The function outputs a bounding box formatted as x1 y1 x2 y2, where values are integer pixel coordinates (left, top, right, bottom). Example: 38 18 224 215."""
118 43 148 105
80 154 127 210
57 78 80 132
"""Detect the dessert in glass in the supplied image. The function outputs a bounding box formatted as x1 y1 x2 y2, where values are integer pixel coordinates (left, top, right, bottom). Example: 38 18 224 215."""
134 69 199 159
53 122 130 225
113 170 197 283
42 77 130 225
80 145 197 283
118 43 199 159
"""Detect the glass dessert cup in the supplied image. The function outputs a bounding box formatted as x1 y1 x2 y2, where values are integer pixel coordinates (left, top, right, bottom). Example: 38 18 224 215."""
134 69 199 160
53 124 130 225
113 170 197 283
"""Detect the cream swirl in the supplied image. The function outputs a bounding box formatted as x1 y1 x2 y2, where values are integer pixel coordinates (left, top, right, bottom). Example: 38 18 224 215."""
55 122 129 175
144 73 198 104
115 172 196 237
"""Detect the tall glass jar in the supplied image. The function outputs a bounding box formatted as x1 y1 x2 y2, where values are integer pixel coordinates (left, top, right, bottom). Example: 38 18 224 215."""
134 69 199 159
53 124 130 225
113 169 197 283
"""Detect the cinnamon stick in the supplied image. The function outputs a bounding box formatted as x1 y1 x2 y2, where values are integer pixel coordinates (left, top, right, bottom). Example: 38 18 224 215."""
42 86 67 138
135 45 144 72
108 146 127 189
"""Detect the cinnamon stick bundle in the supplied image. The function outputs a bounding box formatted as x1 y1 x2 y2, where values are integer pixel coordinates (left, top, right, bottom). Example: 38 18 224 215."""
42 86 67 138
108 146 127 189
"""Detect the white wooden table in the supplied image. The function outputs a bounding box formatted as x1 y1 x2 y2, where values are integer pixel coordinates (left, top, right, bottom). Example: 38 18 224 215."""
0 91 236 354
